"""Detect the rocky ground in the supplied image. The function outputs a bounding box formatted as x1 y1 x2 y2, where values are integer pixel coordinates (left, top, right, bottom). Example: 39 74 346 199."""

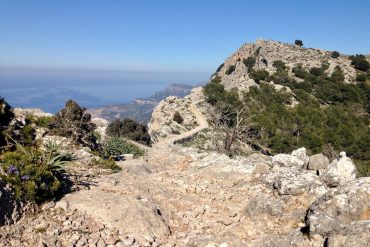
1 100 369 247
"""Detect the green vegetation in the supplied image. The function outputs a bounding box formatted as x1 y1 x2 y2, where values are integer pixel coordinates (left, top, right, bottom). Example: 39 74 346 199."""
48 100 98 150
273 60 286 71
35 116 54 128
225 65 236 75
292 65 308 79
349 54 370 72
294 40 303 47
356 73 367 82
331 51 340 58
91 157 121 173
243 57 256 71
0 141 71 203
106 118 151 146
102 137 143 159
173 111 184 124
203 63 370 176
250 69 269 83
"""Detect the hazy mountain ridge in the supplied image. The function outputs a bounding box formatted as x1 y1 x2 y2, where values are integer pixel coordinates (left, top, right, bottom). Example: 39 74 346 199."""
88 83 197 123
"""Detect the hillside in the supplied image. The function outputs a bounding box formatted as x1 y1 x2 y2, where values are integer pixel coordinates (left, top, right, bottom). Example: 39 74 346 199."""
150 39 370 176
88 84 195 124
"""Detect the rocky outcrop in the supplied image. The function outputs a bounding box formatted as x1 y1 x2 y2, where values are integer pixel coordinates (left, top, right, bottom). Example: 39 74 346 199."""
308 153 330 171
272 147 309 169
148 87 208 143
321 152 357 187
306 177 370 245
214 39 357 91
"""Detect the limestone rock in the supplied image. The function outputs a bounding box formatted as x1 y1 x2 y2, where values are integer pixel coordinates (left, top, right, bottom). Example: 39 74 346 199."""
321 152 357 187
272 147 309 168
306 177 370 238
308 153 329 171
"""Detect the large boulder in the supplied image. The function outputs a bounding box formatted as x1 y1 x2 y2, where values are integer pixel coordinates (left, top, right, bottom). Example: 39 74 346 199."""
306 177 370 241
321 152 357 187
308 153 329 171
272 147 309 169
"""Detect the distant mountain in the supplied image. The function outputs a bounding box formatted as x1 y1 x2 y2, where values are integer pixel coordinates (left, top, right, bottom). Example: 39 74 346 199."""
87 83 197 124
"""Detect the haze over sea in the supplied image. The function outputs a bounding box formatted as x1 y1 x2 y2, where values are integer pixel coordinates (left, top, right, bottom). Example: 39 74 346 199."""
0 67 208 113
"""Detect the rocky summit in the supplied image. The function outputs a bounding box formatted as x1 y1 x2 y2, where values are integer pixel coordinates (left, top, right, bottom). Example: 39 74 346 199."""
0 40 369 247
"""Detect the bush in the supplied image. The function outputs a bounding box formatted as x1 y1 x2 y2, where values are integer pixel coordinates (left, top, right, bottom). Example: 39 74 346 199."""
292 66 308 79
203 77 225 105
356 73 367 82
225 65 236 75
310 67 324 76
48 100 98 150
0 97 14 147
36 116 54 128
321 61 330 71
294 40 303 47
273 60 286 70
215 63 224 73
331 51 340 58
91 158 121 173
250 69 269 83
106 118 151 146
330 66 345 83
0 142 70 203
173 112 184 124
243 57 256 71
102 137 143 158
349 54 370 72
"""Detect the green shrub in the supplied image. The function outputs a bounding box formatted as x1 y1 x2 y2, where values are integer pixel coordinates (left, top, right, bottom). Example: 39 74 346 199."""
215 63 224 73
243 57 256 71
321 61 330 71
0 142 70 203
356 73 367 82
225 65 236 75
48 100 98 150
310 67 324 76
203 77 225 105
250 69 269 83
292 66 308 79
294 40 303 47
102 137 143 158
173 112 184 124
106 118 151 146
91 158 121 173
0 97 14 147
331 51 340 58
330 66 345 83
273 60 286 70
349 54 370 72
36 116 54 128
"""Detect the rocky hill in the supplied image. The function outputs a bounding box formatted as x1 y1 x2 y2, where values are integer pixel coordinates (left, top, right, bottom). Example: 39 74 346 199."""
88 84 196 124
0 39 369 247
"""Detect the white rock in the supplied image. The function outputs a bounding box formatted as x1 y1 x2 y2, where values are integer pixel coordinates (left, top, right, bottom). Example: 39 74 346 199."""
321 154 357 187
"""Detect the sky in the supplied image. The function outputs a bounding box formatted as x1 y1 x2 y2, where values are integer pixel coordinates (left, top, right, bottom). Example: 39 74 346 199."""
0 0 370 110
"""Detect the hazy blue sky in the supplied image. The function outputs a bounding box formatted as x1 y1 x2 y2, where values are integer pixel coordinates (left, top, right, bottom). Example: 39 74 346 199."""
1 0 370 111
1 0 370 73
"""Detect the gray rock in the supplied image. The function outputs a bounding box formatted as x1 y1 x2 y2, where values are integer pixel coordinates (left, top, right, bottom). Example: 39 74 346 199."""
272 147 308 168
321 152 357 187
306 177 370 237
308 153 329 171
